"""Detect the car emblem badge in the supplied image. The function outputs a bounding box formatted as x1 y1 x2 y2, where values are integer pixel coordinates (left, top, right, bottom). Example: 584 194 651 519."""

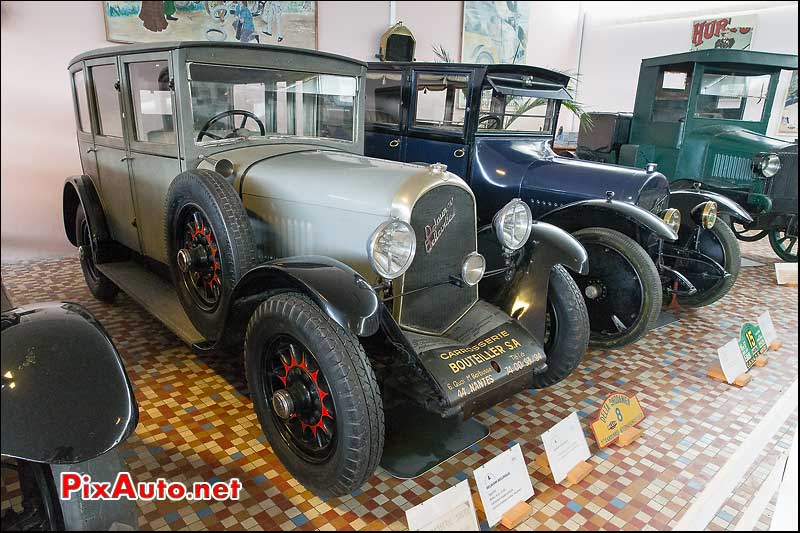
424 196 455 253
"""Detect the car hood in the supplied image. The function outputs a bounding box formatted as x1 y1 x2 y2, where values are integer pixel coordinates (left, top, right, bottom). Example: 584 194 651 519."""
209 143 468 220
688 124 793 153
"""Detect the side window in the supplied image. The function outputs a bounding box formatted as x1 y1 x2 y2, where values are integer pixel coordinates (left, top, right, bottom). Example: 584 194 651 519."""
128 61 175 144
413 72 469 133
365 71 402 127
73 70 91 133
651 65 693 123
91 64 123 138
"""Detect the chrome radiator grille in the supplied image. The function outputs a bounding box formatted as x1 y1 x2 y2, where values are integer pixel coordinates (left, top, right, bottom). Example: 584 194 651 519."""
710 153 756 185
397 185 478 334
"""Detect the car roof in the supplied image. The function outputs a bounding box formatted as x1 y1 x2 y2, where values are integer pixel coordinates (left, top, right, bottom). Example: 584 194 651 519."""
641 49 798 70
68 41 367 69
367 62 570 85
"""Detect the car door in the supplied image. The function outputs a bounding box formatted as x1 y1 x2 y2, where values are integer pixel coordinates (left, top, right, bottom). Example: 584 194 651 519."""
120 52 182 265
69 64 100 193
86 58 141 253
364 69 405 161
403 69 472 178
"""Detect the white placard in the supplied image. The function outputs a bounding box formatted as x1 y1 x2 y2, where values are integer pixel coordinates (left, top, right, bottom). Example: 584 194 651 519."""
718 338 748 383
541 412 592 484
405 479 479 531
758 311 778 345
474 443 534 527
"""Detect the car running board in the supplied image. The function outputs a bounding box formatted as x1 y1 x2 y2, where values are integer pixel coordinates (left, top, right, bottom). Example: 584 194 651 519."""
96 261 205 346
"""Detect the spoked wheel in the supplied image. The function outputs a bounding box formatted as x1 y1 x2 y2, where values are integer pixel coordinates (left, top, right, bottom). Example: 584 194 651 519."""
674 220 741 307
265 335 337 461
245 292 384 497
732 222 768 242
769 227 798 262
176 205 223 313
573 228 661 348
75 206 119 303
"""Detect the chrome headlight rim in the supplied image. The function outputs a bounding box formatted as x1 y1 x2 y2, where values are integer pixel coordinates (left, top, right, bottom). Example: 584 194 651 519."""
753 152 781 178
493 198 533 251
701 201 718 229
367 219 417 280
661 208 681 233
461 252 486 287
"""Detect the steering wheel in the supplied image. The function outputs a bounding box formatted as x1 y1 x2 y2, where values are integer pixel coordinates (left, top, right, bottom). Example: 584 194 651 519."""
478 114 503 130
197 110 266 142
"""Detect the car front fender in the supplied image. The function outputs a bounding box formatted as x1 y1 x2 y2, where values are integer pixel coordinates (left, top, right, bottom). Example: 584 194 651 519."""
1 302 138 464
669 189 753 227
538 198 679 241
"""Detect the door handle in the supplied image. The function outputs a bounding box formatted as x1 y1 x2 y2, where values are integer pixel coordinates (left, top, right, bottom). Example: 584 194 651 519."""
453 148 465 158
388 139 400 148
120 156 134 162
86 148 97 154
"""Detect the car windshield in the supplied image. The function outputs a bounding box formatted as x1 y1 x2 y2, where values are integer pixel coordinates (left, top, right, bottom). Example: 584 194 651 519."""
188 62 358 144
694 71 771 121
478 87 558 135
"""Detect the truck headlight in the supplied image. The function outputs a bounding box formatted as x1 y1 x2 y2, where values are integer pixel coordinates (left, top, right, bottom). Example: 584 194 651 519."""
661 208 681 233
493 199 532 251
691 201 718 229
753 153 781 178
367 220 416 279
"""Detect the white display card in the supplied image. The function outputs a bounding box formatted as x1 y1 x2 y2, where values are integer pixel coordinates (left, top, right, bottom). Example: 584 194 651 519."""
718 338 748 383
541 411 592 484
405 479 479 531
758 311 778 345
474 443 534 527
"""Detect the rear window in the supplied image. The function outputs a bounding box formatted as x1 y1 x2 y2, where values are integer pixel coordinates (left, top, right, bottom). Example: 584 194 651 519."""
91 64 123 138
366 71 402 127
73 70 91 133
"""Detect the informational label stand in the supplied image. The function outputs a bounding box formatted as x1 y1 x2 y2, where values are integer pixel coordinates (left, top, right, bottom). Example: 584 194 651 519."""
590 393 646 448
473 444 534 528
709 315 777 386
537 412 593 485
405 479 479 531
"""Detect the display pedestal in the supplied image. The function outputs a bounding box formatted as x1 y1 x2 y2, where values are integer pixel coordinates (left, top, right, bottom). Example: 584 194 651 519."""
380 405 489 479
707 364 751 387
535 455 594 485
769 340 782 351
501 501 533 528
755 354 769 367
617 426 643 447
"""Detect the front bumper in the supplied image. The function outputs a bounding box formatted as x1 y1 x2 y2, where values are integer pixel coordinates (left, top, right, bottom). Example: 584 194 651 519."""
396 300 546 419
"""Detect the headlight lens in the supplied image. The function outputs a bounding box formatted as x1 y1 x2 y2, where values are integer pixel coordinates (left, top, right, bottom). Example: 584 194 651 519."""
461 252 486 286
700 201 717 229
367 220 416 280
661 208 681 233
493 199 532 250
753 153 781 178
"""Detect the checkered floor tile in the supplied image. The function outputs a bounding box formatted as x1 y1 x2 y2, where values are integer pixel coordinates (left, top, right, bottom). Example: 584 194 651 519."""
1 238 797 531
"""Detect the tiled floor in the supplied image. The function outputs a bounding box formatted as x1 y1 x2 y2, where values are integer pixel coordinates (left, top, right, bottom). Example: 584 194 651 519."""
1 238 797 531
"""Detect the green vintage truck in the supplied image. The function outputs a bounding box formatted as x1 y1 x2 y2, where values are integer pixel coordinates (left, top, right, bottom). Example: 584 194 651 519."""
576 49 798 261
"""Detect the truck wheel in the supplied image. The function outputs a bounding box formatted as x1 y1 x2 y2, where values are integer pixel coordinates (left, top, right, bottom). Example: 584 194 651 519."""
769 228 798 262
165 169 256 340
244 292 384 498
75 206 119 303
678 220 741 307
5 451 137 531
573 228 661 348
534 265 589 388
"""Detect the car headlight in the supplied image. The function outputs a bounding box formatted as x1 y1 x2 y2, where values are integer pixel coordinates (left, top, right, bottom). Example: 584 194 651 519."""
661 208 681 233
493 199 532 251
691 201 718 229
753 153 781 178
367 220 416 280
461 252 486 286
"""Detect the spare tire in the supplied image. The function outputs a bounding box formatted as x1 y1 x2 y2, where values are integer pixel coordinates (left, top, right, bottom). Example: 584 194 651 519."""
165 169 256 340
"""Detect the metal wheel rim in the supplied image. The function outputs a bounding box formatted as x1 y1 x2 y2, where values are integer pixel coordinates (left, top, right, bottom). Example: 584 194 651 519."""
679 229 728 293
263 335 337 463
80 219 100 283
176 204 223 312
770 229 798 260
543 298 558 352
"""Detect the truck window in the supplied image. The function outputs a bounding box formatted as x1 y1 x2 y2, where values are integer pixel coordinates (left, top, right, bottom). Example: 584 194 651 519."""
128 61 175 144
651 65 692 123
366 71 402 127
90 64 124 138
694 72 771 121
413 72 469 133
73 70 91 134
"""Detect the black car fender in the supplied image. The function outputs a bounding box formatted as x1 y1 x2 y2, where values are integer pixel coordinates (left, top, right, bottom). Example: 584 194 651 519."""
538 198 678 242
216 256 381 348
669 189 753 228
1 302 138 464
62 175 115 262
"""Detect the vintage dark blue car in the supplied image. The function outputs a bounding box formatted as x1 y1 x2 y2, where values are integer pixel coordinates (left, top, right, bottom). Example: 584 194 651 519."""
364 62 750 348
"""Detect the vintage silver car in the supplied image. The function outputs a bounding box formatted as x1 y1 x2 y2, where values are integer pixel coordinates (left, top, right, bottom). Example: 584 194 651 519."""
63 42 590 496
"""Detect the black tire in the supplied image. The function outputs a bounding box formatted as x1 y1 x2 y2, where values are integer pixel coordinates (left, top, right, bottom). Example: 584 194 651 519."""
573 227 662 348
535 265 589 388
769 228 798 262
244 292 384 497
165 169 257 340
678 220 741 307
75 206 119 303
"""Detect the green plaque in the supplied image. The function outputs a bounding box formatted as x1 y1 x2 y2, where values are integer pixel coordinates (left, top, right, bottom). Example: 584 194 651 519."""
738 322 767 368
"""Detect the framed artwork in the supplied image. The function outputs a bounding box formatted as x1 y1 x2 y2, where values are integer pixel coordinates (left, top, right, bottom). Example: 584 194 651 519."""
461 1 529 64
103 1 317 50
777 70 797 137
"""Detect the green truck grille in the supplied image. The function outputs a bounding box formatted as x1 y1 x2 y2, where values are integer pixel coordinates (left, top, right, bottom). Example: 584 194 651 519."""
710 153 755 185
